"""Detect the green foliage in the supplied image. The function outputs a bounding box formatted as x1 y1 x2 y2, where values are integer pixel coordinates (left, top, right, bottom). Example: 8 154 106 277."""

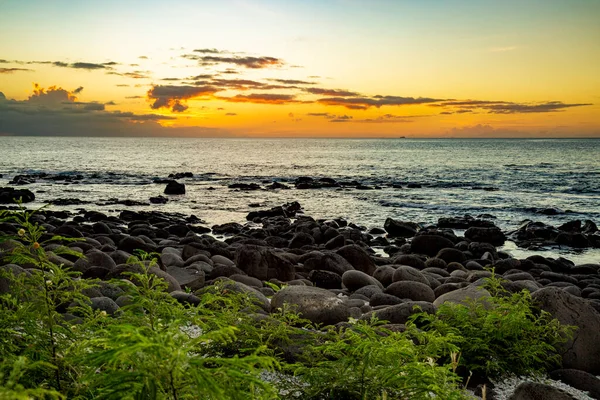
410 273 575 379
292 319 468 400
0 209 577 399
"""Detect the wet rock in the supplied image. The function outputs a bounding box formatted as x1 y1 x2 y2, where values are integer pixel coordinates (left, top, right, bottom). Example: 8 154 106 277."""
435 248 467 264
229 182 261 190
465 226 506 246
392 265 430 285
164 181 185 195
0 187 35 203
234 245 295 282
149 195 168 204
384 218 418 238
303 253 354 275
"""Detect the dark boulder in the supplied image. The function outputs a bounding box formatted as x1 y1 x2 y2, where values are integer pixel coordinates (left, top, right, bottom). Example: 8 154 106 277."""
385 281 435 302
532 287 600 374
411 235 455 257
164 181 185 195
0 187 35 203
384 218 418 238
465 226 506 246
508 381 576 400
336 244 376 275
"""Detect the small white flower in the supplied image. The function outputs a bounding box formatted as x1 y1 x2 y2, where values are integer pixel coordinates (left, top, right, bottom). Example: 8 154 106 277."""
100 311 107 317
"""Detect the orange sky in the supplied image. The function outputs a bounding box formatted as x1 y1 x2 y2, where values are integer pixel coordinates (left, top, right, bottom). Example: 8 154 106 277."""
1 0 599 137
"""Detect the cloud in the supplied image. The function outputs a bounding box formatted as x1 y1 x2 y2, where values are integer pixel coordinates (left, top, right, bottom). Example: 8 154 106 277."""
0 67 33 74
125 95 144 99
304 87 360 97
439 99 592 114
307 112 414 123
138 56 149 60
107 70 150 79
317 95 443 110
0 85 220 137
225 112 237 116
219 93 299 105
184 54 284 69
147 84 219 112
116 84 129 87
269 79 315 85
193 48 223 54
56 61 116 70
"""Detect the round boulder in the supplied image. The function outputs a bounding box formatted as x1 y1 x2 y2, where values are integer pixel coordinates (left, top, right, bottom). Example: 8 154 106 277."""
271 286 350 326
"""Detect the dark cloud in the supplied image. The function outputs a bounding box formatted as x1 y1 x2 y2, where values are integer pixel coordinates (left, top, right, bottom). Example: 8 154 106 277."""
485 101 592 114
0 67 33 73
225 112 237 116
269 79 315 85
184 54 284 69
304 88 360 97
220 69 239 75
188 74 214 80
356 114 414 123
317 95 443 110
107 71 150 79
147 85 219 112
439 99 592 114
219 93 298 105
138 56 148 60
0 59 10 63
116 84 130 87
161 77 180 81
62 62 115 70
329 115 353 123
0 85 222 137
73 86 84 94
125 95 143 99
193 48 223 54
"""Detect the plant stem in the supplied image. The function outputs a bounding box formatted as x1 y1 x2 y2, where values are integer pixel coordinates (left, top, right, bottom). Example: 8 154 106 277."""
42 266 61 392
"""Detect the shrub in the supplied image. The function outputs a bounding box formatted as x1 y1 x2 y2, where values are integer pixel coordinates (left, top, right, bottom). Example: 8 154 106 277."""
410 273 575 379
291 319 468 400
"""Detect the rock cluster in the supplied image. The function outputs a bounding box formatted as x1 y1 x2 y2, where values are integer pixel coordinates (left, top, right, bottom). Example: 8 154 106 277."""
1 203 600 383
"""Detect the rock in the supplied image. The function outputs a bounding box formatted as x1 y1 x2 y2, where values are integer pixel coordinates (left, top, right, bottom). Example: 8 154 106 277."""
433 285 491 307
149 195 168 204
392 254 426 270
369 292 403 307
202 279 270 312
465 226 506 246
384 218 418 238
385 281 435 302
118 236 156 254
211 222 243 235
289 232 315 249
373 265 395 287
271 286 350 326
89 297 119 315
508 381 576 400
303 253 354 276
166 266 205 291
0 187 35 203
361 301 435 324
411 235 455 257
549 369 600 399
336 244 376 275
72 249 117 273
435 248 467 264
392 265 430 285
325 235 346 250
532 287 600 374
164 181 185 195
170 291 201 306
235 245 295 282
342 270 383 291
229 182 261 190
308 270 342 289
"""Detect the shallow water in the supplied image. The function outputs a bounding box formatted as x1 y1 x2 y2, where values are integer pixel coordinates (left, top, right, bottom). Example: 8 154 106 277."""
1 137 599 263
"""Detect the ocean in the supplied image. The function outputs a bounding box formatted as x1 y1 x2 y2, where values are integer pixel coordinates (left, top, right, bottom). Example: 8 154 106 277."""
1 137 599 263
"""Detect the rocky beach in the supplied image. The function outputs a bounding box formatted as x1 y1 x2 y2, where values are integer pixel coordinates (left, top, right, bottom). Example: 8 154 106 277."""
2 174 600 398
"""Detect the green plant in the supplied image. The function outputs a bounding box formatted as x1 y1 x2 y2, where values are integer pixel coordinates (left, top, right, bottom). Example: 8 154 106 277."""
292 319 468 400
0 357 64 400
410 273 575 379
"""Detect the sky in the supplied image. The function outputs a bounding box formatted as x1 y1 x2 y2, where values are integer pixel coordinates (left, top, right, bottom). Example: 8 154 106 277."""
0 0 599 138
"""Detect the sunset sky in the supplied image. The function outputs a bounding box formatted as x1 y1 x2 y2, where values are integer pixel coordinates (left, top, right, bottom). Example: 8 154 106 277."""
1 0 599 137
